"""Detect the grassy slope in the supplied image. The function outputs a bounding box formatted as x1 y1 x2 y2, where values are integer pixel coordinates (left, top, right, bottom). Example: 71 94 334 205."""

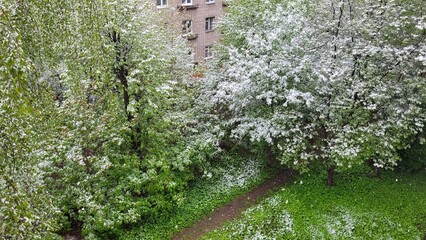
202 167 426 240
119 156 275 240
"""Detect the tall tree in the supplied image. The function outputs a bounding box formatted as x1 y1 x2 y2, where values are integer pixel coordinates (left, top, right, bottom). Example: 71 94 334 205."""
1 0 196 238
198 0 426 185
0 1 60 238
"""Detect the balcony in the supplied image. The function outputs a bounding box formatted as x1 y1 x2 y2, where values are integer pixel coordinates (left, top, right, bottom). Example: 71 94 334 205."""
177 4 199 11
183 33 198 40
222 0 231 6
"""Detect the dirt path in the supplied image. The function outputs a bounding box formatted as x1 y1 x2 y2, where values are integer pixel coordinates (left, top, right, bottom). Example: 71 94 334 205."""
172 168 297 240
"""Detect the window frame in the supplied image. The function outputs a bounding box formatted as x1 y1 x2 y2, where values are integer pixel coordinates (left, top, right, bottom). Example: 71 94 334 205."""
156 0 168 8
182 0 192 5
205 17 215 32
206 0 215 4
204 45 213 59
182 20 192 34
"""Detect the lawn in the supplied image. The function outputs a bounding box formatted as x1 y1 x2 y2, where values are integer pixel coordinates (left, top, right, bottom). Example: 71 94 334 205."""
202 167 426 240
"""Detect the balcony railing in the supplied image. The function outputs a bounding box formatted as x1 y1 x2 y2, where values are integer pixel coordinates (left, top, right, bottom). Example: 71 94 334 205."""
183 33 198 40
177 4 199 10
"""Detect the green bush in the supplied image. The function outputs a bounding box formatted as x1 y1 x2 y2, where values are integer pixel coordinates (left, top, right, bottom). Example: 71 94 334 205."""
119 153 273 240
399 141 426 172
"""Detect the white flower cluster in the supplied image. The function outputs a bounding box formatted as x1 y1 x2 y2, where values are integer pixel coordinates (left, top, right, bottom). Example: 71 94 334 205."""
215 158 262 193
200 0 426 172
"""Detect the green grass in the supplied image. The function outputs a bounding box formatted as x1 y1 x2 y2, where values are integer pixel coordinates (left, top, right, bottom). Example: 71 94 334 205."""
119 155 275 240
202 167 426 240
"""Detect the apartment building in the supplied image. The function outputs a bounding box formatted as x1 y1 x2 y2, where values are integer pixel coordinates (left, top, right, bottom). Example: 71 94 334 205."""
152 0 227 64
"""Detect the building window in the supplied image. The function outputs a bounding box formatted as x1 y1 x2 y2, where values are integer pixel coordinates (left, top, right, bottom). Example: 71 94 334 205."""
182 20 192 34
182 0 192 5
157 0 167 7
192 48 197 60
205 45 213 58
205 17 215 32
206 0 215 4
189 48 196 59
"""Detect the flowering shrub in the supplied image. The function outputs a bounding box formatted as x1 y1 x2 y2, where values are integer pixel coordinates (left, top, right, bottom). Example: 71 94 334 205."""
198 0 426 184
1 0 200 238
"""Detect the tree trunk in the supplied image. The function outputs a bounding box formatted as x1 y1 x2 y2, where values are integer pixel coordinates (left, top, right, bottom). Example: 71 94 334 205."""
366 159 382 178
327 166 335 186
117 66 129 116
265 144 277 167
109 30 132 121
131 124 144 158
374 166 382 178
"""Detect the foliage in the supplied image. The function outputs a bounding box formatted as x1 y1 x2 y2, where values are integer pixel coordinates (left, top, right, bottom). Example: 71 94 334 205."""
399 139 426 172
1 0 198 238
203 167 426 239
2 0 425 238
198 0 426 182
0 1 61 238
119 152 273 240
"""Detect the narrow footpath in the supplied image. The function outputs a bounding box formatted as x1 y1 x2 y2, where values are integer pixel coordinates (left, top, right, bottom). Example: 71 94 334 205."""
172 168 297 240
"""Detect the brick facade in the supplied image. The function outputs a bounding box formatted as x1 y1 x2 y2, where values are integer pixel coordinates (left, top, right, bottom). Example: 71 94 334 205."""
149 0 225 64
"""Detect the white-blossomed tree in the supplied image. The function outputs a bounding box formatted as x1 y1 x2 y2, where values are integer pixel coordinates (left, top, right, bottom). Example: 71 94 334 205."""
1 0 198 239
0 2 61 238
198 0 426 185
